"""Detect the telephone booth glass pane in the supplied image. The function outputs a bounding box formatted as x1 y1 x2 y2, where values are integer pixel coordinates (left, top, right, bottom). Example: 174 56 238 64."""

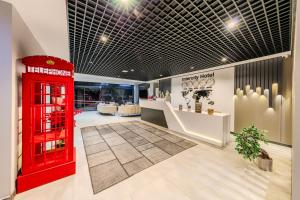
31 81 68 169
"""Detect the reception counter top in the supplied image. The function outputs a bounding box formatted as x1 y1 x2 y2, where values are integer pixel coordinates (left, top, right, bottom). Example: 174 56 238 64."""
140 100 231 147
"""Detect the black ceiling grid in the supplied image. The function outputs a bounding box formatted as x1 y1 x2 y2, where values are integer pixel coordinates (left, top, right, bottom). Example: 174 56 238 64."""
67 0 291 81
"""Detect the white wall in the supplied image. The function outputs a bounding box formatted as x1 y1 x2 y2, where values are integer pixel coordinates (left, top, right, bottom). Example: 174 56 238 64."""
0 1 45 198
0 2 13 198
75 73 143 85
2 0 69 60
171 67 235 131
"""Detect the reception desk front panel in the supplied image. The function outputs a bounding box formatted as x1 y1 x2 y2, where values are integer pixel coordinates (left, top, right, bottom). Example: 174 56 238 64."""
141 107 168 128
140 100 230 147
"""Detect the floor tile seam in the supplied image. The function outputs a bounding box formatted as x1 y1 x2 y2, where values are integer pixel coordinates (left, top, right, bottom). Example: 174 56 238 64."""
84 140 105 147
81 133 101 139
129 129 164 144
96 127 131 177
133 123 168 139
151 140 183 154
83 135 104 142
154 136 186 146
90 124 192 177
144 146 172 157
116 124 156 165
88 158 119 170
120 122 177 157
118 122 156 143
80 126 98 131
140 121 198 143
120 155 148 166
84 147 110 157
140 146 173 165
80 129 100 194
114 130 143 141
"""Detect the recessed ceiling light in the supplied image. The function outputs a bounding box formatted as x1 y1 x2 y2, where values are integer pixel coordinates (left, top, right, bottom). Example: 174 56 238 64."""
122 70 128 73
159 74 163 77
113 0 136 11
100 34 108 43
221 57 227 62
133 9 141 18
130 69 135 72
226 18 239 30
190 66 195 69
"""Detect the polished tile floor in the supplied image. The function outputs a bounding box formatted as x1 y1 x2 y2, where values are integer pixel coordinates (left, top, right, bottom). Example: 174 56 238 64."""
15 111 291 200
81 122 196 193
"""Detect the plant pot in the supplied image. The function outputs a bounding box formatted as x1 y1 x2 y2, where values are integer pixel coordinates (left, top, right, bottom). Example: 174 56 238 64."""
257 156 273 171
207 108 214 115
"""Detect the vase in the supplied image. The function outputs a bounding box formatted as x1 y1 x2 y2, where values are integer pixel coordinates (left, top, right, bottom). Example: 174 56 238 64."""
187 105 191 111
179 104 183 111
195 100 202 113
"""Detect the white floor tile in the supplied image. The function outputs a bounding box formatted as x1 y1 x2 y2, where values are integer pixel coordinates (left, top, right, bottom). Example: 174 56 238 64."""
15 111 291 200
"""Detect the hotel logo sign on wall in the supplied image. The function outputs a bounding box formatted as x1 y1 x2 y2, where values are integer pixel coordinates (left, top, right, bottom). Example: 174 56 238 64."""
181 72 215 91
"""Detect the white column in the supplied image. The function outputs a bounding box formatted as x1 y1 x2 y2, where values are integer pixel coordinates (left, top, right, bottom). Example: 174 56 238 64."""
292 1 300 199
0 1 13 199
134 83 139 104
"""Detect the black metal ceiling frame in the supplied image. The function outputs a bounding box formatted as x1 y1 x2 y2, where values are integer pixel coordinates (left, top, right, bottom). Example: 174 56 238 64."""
68 0 291 81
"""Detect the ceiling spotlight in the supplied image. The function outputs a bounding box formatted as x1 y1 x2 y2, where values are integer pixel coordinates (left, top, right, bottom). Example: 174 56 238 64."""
226 18 239 30
89 61 93 64
122 70 128 73
221 57 227 62
133 9 142 18
190 66 195 69
159 74 163 77
130 69 135 72
100 34 108 43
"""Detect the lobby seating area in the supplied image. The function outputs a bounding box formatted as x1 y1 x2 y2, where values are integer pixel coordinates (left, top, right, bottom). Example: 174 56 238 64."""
97 103 118 115
97 103 141 116
118 104 141 116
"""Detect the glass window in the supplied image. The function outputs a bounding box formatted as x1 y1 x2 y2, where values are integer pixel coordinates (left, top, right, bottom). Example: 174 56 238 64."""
74 82 134 111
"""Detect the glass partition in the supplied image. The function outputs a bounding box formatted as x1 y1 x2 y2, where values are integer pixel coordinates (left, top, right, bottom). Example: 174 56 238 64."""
75 81 134 111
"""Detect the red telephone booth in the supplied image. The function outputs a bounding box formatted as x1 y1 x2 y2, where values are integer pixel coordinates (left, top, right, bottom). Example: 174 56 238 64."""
17 56 76 193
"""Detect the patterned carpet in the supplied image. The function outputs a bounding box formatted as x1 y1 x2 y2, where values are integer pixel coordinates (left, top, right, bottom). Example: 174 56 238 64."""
81 121 197 194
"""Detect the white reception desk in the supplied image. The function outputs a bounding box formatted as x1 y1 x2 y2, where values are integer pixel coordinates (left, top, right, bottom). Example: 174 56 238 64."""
140 100 230 147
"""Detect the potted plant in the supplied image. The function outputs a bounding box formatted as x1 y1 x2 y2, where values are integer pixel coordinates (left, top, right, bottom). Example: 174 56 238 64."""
234 124 272 171
207 100 214 115
193 89 212 113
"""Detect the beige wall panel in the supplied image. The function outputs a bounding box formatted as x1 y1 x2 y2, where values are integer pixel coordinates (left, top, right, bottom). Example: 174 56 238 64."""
234 57 292 145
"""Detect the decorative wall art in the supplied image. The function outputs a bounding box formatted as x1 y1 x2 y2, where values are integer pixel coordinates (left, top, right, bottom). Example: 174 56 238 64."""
171 68 235 130
180 72 216 110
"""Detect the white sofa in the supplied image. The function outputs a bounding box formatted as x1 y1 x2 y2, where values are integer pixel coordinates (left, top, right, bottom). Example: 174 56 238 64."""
97 103 117 115
118 104 141 116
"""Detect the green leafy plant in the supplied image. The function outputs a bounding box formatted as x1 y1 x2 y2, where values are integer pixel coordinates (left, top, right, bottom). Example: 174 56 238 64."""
234 124 268 161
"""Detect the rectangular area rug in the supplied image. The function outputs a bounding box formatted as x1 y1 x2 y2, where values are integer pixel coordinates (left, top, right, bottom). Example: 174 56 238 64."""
81 121 197 194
